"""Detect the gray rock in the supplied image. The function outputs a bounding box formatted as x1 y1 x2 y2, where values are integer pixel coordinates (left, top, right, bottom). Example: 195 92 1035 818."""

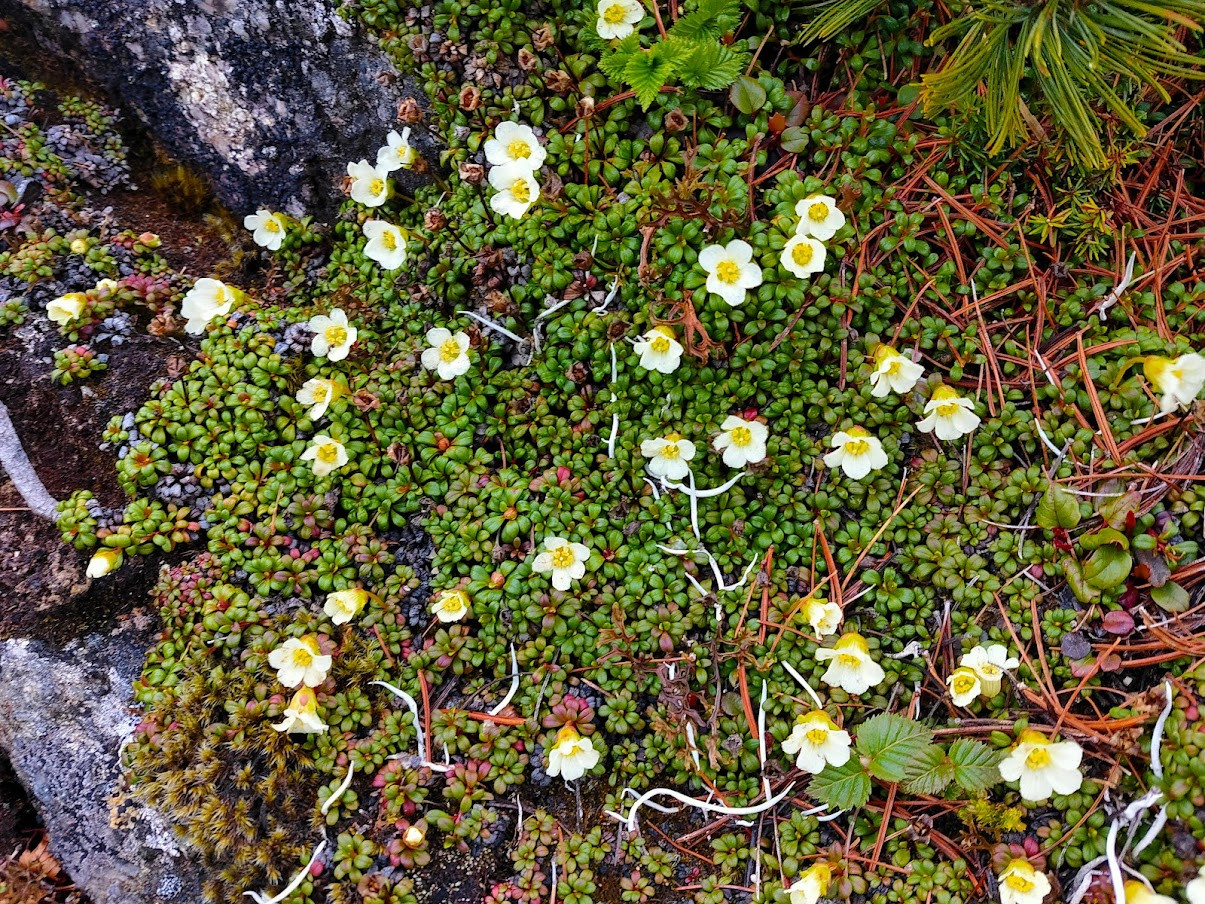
0 619 202 904
0 0 429 217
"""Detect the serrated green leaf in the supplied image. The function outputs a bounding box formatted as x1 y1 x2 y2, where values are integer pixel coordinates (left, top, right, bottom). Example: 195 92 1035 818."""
901 744 955 796
668 0 740 41
808 759 872 810
948 738 1001 792
855 713 935 783
624 46 677 110
1036 482 1081 530
599 34 641 83
729 75 766 115
670 37 746 90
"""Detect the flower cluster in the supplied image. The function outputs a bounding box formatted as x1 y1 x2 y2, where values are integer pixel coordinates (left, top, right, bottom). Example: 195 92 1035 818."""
267 635 331 735
485 121 543 220
947 643 1020 706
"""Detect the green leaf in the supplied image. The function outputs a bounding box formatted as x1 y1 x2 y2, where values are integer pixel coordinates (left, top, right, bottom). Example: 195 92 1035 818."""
624 45 678 110
668 0 740 41
948 738 1001 792
1036 482 1081 530
1083 545 1133 590
1063 555 1100 603
671 37 747 90
808 759 872 810
901 744 955 796
599 34 641 82
1151 580 1191 613
855 713 935 783
780 126 809 152
729 75 766 115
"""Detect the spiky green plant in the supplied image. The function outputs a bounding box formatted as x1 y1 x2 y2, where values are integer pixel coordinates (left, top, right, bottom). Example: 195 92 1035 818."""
795 0 1205 167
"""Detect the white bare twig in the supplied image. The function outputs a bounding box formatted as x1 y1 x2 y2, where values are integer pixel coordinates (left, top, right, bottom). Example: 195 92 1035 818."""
243 839 326 904
0 400 59 520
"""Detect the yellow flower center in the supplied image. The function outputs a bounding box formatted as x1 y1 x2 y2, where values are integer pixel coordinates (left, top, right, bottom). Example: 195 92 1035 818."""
442 592 465 613
510 179 531 203
265 217 281 233
214 287 228 305
603 3 627 23
1025 746 1051 769
551 546 576 568
650 335 671 353
936 402 961 417
838 653 862 668
507 139 532 159
808 201 829 222
729 426 753 447
844 439 870 456
439 338 462 362
979 663 1001 678
370 178 386 196
291 647 314 667
317 444 340 464
715 259 741 284
325 326 348 347
883 358 901 375
382 229 398 250
313 383 330 402
952 673 977 695
1005 874 1035 893
792 242 815 266
806 727 829 744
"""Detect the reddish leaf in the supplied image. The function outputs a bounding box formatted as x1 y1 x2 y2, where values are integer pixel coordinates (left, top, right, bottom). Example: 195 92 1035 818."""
1102 610 1135 635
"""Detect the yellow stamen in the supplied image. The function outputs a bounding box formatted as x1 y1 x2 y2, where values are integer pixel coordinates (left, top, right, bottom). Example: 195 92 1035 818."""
808 201 829 222
715 259 740 284
317 444 339 464
382 229 398 251
650 335 671 353
806 727 829 744
325 326 348 347
551 546 576 568
1025 747 1051 769
603 3 627 23
792 243 814 267
729 426 752 447
507 139 532 159
844 439 870 456
510 179 531 203
439 338 462 362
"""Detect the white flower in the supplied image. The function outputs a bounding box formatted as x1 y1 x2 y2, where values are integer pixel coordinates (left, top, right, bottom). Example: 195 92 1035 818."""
47 292 87 326
641 432 696 481
300 435 349 478
1145 353 1205 414
420 327 472 379
363 220 408 270
272 688 328 735
869 345 924 397
347 159 390 207
181 278 240 335
376 128 416 173
324 588 370 625
308 308 358 361
243 209 286 251
1185 865 1205 904
484 121 546 171
432 589 472 623
297 377 341 421
787 864 833 904
997 858 1051 904
531 536 591 591
94 278 119 296
823 427 888 480
633 326 684 374
488 164 540 219
815 632 885 695
999 730 1084 802
85 548 123 579
959 643 1019 697
698 240 763 307
595 0 644 39
780 234 826 278
916 385 981 441
794 195 846 241
782 711 851 774
804 597 842 637
267 636 332 688
947 666 982 707
1124 880 1176 904
712 415 768 469
546 726 600 781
